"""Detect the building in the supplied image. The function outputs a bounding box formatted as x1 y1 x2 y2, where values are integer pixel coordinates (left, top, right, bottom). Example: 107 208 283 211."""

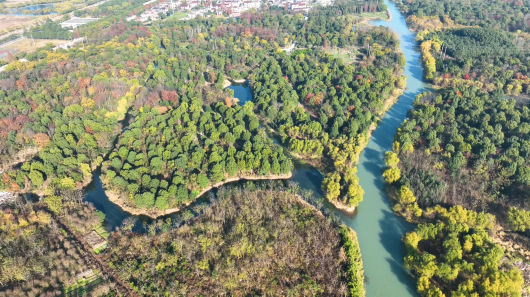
289 2 308 11
59 17 99 29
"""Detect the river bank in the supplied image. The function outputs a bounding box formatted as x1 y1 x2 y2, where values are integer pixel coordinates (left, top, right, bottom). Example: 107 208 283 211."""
103 172 292 219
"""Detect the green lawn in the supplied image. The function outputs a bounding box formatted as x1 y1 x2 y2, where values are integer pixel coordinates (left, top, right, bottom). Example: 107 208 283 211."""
63 271 102 295
325 48 359 64
358 11 388 20
164 12 188 21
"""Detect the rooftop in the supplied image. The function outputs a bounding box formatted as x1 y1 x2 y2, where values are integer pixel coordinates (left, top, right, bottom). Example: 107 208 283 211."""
60 17 100 25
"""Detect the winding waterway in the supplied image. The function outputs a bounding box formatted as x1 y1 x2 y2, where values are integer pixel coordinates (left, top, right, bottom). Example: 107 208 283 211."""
82 0 429 295
336 0 431 294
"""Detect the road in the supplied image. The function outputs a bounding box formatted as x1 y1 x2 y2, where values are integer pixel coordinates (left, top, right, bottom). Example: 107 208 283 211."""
0 36 26 48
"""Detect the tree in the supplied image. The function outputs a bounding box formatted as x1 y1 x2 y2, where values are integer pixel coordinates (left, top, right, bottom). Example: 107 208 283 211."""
384 151 400 167
44 195 63 214
155 195 168 210
398 186 416 205
57 177 76 190
383 167 401 184
507 207 530 232
197 173 209 189
322 173 341 201
28 170 44 188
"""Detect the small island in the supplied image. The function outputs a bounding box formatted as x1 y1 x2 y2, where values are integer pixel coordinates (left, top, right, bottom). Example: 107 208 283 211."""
101 101 293 218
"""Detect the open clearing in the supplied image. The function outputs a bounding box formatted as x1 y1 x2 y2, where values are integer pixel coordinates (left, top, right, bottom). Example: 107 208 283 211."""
3 38 64 52
325 47 359 64
163 11 188 21
357 11 389 21
0 15 35 32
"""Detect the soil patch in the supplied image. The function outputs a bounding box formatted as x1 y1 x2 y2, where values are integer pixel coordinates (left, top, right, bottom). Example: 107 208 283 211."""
0 15 34 31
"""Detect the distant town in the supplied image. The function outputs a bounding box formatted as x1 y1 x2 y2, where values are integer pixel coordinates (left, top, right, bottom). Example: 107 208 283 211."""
127 0 333 23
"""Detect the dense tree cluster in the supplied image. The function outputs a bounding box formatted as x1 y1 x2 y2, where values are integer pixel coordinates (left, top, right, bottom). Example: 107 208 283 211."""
103 186 362 296
388 0 530 292
252 25 406 207
397 0 530 33
310 0 387 18
101 101 291 210
418 28 530 94
0 41 151 193
24 20 73 40
0 4 389 296
404 205 523 296
392 89 530 212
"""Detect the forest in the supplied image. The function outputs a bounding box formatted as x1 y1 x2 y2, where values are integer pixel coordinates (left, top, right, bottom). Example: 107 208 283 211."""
403 205 524 296
390 89 530 212
252 24 406 208
0 1 402 295
385 0 530 295
102 185 364 296
397 0 530 33
418 27 530 94
0 197 119 296
0 2 404 214
24 20 73 40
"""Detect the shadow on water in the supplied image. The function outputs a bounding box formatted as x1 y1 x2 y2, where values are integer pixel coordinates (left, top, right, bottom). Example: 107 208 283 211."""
378 208 418 295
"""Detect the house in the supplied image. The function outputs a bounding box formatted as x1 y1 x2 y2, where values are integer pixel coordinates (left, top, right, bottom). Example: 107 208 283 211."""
289 2 307 11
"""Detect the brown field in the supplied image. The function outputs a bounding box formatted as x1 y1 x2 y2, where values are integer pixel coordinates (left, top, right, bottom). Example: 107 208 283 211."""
3 38 65 52
0 15 35 31
5 0 30 2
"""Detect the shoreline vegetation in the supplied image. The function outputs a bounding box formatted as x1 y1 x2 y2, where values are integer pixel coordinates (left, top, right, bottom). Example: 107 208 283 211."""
339 225 365 296
104 172 293 218
222 77 247 89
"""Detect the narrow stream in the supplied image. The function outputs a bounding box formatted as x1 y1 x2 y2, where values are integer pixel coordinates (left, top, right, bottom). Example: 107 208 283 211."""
82 1 428 295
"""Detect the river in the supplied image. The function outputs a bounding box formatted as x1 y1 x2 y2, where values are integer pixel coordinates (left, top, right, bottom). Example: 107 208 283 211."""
83 0 428 295
335 0 431 294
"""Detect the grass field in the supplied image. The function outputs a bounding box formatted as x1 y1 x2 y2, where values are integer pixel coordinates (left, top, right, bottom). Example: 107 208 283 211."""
4 38 65 52
5 0 38 4
325 47 359 64
164 11 188 21
358 11 388 21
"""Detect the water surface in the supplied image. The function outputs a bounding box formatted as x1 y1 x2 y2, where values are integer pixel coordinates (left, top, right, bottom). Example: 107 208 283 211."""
7 4 56 16
339 0 432 295
228 81 252 105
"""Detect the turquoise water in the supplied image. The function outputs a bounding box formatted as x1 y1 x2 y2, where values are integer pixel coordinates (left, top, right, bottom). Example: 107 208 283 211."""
83 0 428 294
336 0 431 295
